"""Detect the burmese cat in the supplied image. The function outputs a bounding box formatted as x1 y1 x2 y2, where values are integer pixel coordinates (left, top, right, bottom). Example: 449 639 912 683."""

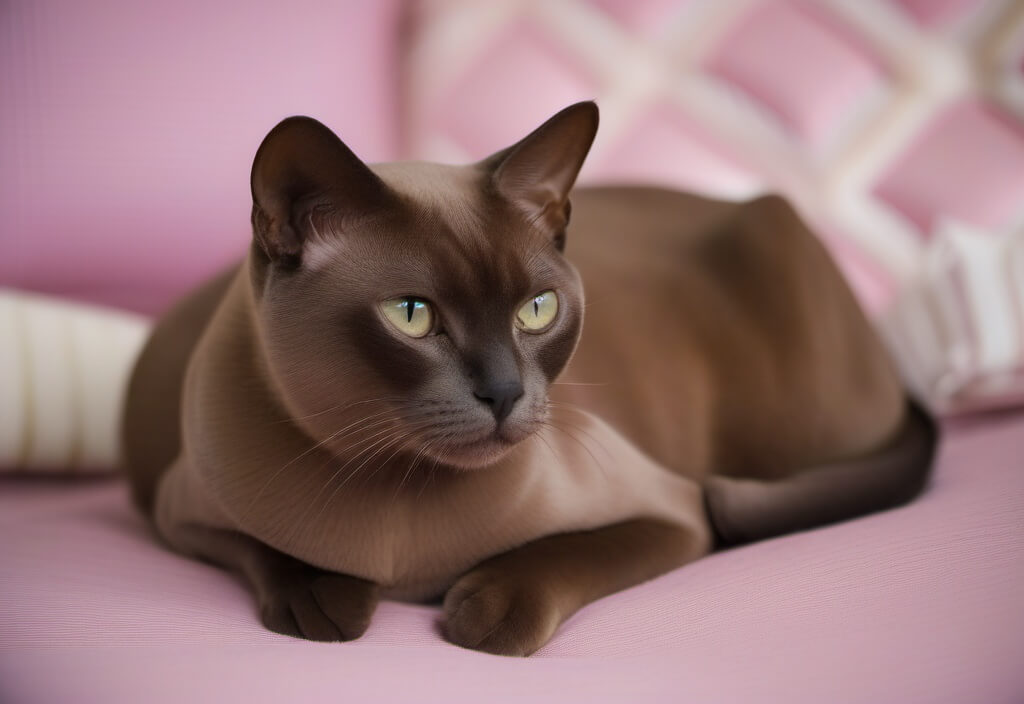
122 102 936 656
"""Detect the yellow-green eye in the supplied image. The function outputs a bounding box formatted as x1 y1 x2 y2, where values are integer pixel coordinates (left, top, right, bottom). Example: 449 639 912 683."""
381 297 433 338
516 290 558 332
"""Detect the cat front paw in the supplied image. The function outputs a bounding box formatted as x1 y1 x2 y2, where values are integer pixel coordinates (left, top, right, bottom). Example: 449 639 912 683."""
442 569 562 656
258 568 379 642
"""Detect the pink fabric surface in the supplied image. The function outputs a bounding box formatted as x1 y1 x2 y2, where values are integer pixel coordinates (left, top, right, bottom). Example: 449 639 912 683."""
2 414 1023 703
0 0 402 315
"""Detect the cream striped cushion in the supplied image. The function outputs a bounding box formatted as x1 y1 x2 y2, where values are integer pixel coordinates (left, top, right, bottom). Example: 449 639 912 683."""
881 220 1024 414
0 290 150 473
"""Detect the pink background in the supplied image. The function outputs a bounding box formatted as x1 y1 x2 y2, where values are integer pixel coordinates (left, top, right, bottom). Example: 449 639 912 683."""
1 0 401 313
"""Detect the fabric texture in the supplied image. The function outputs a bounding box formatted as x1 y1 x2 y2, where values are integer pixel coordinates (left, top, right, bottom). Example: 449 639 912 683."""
2 413 1023 703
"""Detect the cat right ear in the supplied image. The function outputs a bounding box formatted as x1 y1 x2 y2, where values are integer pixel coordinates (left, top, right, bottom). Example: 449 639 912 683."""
250 117 393 268
480 101 599 246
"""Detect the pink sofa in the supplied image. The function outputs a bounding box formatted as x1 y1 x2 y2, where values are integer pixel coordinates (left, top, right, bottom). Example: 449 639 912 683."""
3 1 1024 702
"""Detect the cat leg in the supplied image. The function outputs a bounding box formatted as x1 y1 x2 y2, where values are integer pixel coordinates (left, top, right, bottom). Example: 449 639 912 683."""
443 518 711 656
163 522 380 642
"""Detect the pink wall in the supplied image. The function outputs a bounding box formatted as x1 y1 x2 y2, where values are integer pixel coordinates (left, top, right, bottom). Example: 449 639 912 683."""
0 0 402 313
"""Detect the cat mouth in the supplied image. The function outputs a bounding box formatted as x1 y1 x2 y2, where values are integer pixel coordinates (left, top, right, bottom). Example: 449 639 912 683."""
430 424 536 468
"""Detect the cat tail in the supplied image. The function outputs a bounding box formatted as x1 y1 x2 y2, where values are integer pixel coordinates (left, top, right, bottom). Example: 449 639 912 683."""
0 289 151 474
703 397 939 546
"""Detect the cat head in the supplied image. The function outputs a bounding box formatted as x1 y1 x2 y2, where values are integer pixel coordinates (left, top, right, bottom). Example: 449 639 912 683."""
248 102 598 469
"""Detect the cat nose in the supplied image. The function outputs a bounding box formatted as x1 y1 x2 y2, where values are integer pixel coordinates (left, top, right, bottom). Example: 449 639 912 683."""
473 380 524 423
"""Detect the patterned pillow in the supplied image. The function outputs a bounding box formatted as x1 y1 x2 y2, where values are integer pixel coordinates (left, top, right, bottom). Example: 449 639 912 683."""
402 0 1024 411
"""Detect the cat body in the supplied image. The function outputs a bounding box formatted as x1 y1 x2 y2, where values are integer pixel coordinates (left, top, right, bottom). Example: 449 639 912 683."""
147 260 706 602
123 103 935 654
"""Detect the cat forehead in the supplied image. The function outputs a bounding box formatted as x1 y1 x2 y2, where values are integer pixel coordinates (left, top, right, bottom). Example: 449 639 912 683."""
371 161 487 235
370 162 555 287
303 160 550 286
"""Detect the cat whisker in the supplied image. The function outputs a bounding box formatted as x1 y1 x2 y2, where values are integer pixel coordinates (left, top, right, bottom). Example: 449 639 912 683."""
531 425 560 463
319 405 440 454
391 435 438 505
345 430 418 489
401 431 446 503
544 405 614 461
308 428 409 524
316 430 421 517
422 432 458 495
412 437 444 501
262 394 404 426
430 430 461 485
312 415 438 519
356 421 433 493
288 408 430 511
539 418 610 485
240 407 409 518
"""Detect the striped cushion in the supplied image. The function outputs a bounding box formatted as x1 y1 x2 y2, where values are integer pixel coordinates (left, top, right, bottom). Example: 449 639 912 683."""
882 221 1024 414
0 290 149 473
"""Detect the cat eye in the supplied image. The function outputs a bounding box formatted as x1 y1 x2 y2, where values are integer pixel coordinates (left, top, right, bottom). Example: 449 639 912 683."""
380 297 434 338
515 290 559 332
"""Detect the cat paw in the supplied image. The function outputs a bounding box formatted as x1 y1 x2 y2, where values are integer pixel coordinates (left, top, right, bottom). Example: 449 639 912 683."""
258 568 378 642
442 570 561 656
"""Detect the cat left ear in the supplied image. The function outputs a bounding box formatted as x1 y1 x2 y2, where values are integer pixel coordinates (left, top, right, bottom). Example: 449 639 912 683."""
482 101 599 247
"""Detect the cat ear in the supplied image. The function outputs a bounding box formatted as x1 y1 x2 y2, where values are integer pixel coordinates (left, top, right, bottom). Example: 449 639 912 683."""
250 116 393 267
482 101 599 245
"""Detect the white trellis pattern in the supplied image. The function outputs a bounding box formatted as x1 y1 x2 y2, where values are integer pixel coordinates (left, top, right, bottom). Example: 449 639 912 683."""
403 0 1024 411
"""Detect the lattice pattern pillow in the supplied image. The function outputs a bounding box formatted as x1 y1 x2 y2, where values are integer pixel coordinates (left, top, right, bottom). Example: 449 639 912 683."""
402 0 1024 412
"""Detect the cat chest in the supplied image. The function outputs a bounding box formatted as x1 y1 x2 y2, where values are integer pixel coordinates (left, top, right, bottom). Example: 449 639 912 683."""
276 454 702 602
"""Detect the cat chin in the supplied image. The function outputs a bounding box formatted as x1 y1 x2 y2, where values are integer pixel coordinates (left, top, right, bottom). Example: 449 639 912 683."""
429 430 533 470
431 441 515 470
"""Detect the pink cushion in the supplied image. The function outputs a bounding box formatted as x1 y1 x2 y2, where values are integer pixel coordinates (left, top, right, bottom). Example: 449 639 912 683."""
2 414 1022 702
0 0 402 315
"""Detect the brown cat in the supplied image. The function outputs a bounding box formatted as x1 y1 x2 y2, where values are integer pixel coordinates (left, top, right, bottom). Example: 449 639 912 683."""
122 102 936 656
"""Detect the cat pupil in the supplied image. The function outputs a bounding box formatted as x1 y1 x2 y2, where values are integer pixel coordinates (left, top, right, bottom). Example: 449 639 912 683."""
404 297 415 323
533 298 540 316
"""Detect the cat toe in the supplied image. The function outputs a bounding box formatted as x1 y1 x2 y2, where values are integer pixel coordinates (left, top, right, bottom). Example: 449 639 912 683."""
259 570 378 642
442 572 559 656
309 574 378 640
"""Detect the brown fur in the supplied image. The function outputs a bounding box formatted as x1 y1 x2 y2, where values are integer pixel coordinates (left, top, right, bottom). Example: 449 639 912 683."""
122 102 935 656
